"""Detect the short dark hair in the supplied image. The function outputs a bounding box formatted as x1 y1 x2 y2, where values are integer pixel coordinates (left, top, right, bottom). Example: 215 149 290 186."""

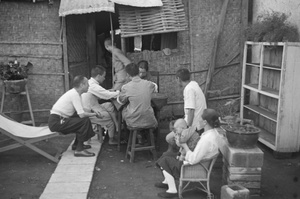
176 68 190 81
73 75 85 88
91 66 106 77
104 38 112 47
125 63 139 77
138 60 149 71
202 109 220 128
169 120 176 127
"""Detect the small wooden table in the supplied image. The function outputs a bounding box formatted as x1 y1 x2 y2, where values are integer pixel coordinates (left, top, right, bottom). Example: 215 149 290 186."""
111 93 168 151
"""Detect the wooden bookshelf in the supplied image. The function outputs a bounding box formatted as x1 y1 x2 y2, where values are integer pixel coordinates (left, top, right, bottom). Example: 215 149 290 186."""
241 41 300 154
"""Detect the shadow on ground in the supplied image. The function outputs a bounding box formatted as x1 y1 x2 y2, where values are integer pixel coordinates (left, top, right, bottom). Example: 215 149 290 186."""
0 134 74 199
89 129 222 199
0 128 299 199
89 129 300 199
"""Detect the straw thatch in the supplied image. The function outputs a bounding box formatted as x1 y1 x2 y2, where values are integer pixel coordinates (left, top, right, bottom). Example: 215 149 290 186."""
59 0 114 17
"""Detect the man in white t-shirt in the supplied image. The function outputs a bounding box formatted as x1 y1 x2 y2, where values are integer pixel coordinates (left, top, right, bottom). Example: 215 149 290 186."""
165 68 207 146
48 75 101 157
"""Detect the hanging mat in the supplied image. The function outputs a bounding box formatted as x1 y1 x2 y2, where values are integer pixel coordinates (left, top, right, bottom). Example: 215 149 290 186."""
118 0 188 38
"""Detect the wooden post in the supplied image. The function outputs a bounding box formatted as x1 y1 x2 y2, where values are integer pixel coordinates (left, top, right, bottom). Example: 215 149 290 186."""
204 0 229 97
239 0 249 123
109 13 115 87
62 17 69 91
86 14 97 77
121 38 126 54
188 0 195 78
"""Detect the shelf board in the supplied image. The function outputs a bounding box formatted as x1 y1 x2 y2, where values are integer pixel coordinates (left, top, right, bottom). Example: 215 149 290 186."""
245 63 282 71
244 83 258 90
246 41 285 46
243 84 279 99
260 86 279 97
246 63 260 67
258 128 276 150
262 64 281 71
244 105 277 122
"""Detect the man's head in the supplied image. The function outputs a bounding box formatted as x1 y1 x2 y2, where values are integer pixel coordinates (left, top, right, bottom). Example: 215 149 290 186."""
91 66 106 84
104 38 113 52
125 63 139 78
169 120 176 132
73 75 89 93
173 118 188 135
176 68 191 86
138 60 149 79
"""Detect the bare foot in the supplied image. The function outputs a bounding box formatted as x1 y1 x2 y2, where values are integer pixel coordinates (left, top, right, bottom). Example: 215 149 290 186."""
109 139 118 145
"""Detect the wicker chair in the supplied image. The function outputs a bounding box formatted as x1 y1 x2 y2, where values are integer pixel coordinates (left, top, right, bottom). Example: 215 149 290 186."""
178 153 219 199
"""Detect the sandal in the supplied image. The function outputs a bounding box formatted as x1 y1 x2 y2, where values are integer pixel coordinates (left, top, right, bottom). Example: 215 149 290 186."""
120 139 128 145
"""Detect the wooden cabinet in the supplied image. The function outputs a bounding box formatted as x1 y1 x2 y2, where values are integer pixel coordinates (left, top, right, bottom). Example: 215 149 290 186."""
240 41 300 154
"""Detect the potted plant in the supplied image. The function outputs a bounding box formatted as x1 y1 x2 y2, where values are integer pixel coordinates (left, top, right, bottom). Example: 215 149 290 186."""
0 60 33 94
0 60 33 122
220 98 260 149
245 11 299 42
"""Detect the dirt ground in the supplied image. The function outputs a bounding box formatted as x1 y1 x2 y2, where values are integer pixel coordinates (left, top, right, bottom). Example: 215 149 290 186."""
0 128 300 199
0 134 74 199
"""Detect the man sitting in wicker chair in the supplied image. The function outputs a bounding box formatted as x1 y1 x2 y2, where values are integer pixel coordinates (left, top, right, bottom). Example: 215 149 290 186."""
155 109 220 198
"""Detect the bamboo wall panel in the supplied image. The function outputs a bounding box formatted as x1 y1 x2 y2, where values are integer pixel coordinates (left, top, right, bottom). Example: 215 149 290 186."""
66 15 87 63
0 2 63 123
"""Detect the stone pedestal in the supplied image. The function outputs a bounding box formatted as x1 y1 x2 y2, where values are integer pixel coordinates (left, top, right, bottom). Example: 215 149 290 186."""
219 136 263 195
221 185 250 199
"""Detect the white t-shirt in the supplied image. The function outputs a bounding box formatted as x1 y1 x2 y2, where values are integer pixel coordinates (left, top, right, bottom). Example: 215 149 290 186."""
88 78 119 100
184 128 219 165
183 81 207 129
50 88 84 117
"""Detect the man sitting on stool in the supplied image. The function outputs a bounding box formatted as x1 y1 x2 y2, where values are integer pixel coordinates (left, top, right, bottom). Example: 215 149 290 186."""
48 75 101 157
82 66 119 145
118 63 157 135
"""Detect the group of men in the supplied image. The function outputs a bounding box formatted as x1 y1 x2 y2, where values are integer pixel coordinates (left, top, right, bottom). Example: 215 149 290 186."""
48 36 208 167
47 37 214 199
48 38 159 157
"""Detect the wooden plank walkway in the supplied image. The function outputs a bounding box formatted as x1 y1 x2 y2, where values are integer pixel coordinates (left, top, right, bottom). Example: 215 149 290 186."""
40 136 102 199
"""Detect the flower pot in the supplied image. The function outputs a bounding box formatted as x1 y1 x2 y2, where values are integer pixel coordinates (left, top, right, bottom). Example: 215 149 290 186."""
4 79 27 94
222 124 260 149
151 93 168 110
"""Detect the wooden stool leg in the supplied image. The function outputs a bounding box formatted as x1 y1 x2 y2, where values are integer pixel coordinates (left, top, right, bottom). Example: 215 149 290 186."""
98 125 104 143
130 130 137 163
125 130 133 159
25 85 35 126
1 86 5 112
149 129 157 160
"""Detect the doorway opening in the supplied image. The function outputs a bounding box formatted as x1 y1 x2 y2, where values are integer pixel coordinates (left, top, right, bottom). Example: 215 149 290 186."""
95 10 120 90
